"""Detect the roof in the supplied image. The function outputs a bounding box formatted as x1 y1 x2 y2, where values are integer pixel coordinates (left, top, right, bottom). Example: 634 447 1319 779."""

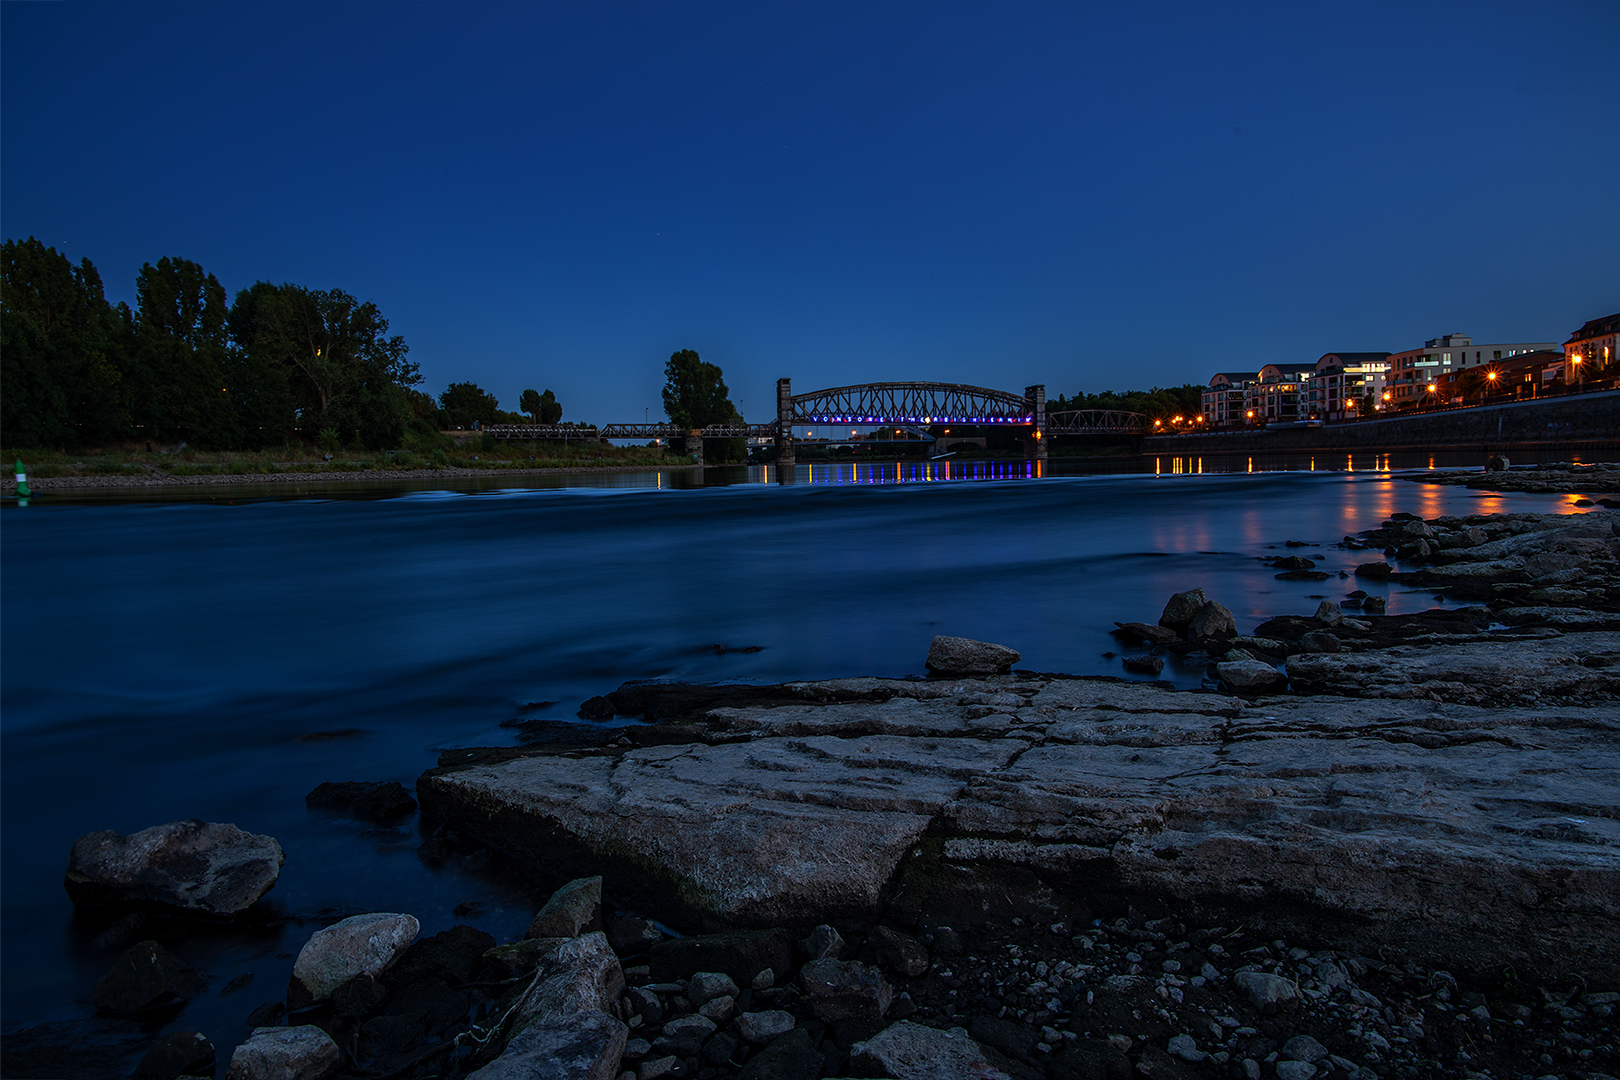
1317 352 1391 364
1566 313 1620 343
1208 371 1256 385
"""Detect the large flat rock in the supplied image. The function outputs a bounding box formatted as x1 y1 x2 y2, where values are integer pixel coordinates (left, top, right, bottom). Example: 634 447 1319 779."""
418 669 1620 983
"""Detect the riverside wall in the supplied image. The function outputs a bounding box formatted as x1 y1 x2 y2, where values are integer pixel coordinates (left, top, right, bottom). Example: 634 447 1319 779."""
1143 389 1620 456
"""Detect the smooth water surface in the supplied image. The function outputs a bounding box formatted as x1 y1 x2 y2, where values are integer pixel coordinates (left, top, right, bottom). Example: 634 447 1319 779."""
0 464 1586 1061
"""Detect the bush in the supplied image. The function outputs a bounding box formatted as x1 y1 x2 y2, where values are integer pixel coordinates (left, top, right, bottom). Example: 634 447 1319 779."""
429 449 448 468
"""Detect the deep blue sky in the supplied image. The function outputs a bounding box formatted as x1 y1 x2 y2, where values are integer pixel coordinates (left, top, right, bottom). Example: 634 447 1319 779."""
4 2 1616 423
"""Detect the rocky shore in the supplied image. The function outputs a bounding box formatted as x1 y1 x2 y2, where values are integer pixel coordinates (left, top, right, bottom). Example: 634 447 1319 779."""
1404 461 1620 498
7 508 1618 1080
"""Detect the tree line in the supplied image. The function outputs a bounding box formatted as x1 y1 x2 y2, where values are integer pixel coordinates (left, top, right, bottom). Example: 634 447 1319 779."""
1046 384 1205 421
1 238 569 451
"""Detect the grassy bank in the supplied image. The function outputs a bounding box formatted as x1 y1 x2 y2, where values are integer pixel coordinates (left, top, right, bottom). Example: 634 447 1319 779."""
4 440 690 481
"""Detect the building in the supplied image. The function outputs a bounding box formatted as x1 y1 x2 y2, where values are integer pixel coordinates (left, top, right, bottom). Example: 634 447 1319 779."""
1302 352 1391 421
1432 349 1566 403
1385 333 1558 408
1202 371 1257 428
1250 363 1316 424
1564 313 1619 383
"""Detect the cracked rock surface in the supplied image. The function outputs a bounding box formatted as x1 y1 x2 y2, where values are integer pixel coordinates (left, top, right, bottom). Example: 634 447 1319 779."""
418 670 1619 986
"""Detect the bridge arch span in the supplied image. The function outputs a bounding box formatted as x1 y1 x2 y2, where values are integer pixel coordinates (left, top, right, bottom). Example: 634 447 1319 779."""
789 381 1033 425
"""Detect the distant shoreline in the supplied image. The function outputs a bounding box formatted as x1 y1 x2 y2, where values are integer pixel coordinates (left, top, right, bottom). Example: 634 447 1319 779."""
1 461 695 492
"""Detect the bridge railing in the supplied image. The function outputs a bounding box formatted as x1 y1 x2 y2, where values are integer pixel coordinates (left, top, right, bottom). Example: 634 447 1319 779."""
1044 409 1150 435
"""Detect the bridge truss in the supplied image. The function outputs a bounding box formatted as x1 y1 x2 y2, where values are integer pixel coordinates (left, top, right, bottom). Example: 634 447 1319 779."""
1045 409 1150 436
789 382 1032 425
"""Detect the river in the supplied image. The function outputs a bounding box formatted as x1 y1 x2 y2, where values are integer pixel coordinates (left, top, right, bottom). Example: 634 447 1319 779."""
0 456 1588 1064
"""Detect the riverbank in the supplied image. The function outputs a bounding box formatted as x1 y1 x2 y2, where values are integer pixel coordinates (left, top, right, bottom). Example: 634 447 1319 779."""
0 460 696 492
1403 460 1620 497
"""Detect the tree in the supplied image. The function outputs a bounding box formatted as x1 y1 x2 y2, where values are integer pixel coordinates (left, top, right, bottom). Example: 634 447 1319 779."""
131 256 238 447
519 387 562 425
1 238 130 448
439 382 501 428
662 349 740 429
227 282 420 449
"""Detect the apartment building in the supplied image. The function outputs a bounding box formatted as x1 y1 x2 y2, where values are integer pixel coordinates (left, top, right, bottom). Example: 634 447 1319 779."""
1386 333 1556 407
1249 363 1316 424
1565 313 1619 382
1302 352 1391 421
1202 371 1257 428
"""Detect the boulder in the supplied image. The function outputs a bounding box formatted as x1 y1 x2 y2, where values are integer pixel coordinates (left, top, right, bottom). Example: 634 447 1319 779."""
304 781 417 820
1296 632 1342 654
1121 654 1164 675
468 1009 626 1080
926 635 1021 676
1354 562 1393 579
132 1030 214 1079
688 970 740 1005
869 925 931 977
92 940 207 1014
65 820 284 918
289 912 419 1006
1157 589 1208 635
225 1026 342 1080
737 1009 797 1043
1111 622 1178 646
1232 971 1299 1014
1215 660 1288 694
653 1014 717 1056
390 923 496 985
1187 601 1237 640
1312 601 1343 626
527 875 602 939
608 915 664 955
799 924 844 961
737 1027 820 1080
851 1021 1010 1080
798 957 892 1022
1271 556 1316 571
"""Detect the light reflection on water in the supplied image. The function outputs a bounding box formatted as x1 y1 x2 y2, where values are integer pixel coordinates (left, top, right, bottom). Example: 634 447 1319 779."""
0 466 1592 1062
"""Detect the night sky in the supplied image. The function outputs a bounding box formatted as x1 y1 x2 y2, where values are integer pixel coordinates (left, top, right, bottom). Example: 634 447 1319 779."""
4 1 1615 424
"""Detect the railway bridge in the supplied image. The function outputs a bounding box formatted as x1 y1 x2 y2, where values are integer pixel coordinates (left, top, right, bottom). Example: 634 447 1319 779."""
484 379 1148 463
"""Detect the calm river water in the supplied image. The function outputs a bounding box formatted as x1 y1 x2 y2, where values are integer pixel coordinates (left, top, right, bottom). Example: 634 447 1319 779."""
0 455 1590 1062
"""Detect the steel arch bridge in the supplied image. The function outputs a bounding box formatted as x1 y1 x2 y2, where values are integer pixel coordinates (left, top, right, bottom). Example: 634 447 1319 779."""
789 382 1034 425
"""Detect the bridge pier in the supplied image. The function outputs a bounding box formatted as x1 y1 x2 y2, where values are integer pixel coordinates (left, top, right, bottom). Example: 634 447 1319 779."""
775 378 795 466
684 430 704 465
1026 384 1047 461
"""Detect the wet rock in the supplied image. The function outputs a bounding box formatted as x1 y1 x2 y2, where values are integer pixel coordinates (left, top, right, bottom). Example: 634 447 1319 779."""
1232 971 1299 1014
738 1009 797 1043
527 875 603 938
1274 1062 1315 1080
609 915 665 955
1216 659 1288 694
224 1025 342 1080
1286 632 1620 703
1111 622 1179 646
799 957 892 1022
1354 562 1393 579
655 1013 717 1055
331 972 389 1018
1311 601 1343 626
652 929 794 985
969 1014 1037 1059
699 993 736 1024
1272 556 1316 571
1296 631 1341 654
304 780 417 820
1121 654 1164 676
474 932 626 1078
93 940 208 1014
689 970 740 1005
289 912 419 1006
737 1027 820 1080
926 635 1022 676
65 820 284 918
852 1020 1011 1080
1166 1033 1204 1062
1188 601 1237 640
870 925 930 977
391 922 497 985
243 1001 286 1027
800 923 845 960
1158 589 1208 635
1280 1035 1328 1063
133 1030 214 1079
